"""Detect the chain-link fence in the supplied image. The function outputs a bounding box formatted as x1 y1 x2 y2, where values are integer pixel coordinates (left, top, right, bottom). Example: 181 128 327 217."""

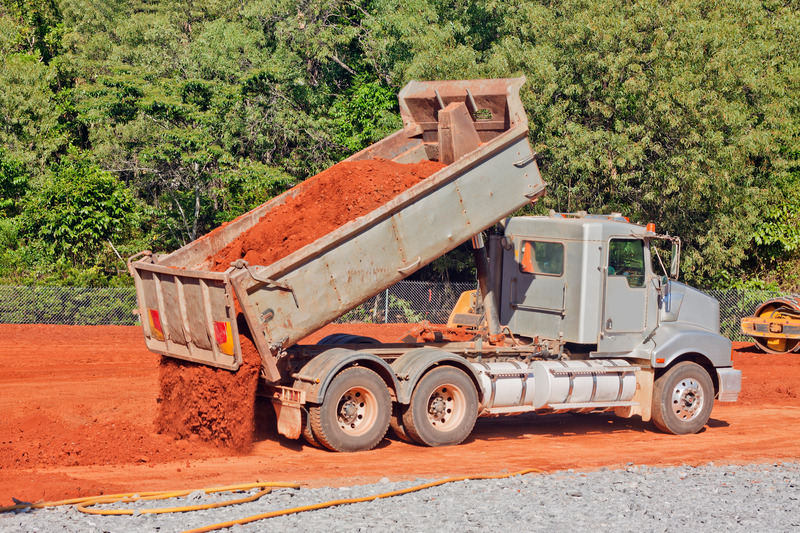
332 281 476 324
706 289 793 342
0 281 476 327
0 285 140 325
0 283 791 343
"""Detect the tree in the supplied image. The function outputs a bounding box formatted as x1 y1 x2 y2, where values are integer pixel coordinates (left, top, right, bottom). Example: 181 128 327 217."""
2 0 799 289
20 153 141 268
481 0 800 285
0 147 28 217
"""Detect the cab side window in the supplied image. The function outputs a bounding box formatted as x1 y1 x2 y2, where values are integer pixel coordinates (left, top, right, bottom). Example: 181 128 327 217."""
520 241 564 275
608 239 645 287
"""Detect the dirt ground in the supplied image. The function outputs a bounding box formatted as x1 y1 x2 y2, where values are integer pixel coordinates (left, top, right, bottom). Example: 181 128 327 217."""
1 323 799 506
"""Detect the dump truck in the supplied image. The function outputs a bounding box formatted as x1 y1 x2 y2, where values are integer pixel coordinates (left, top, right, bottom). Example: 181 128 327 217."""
741 296 800 353
129 77 741 452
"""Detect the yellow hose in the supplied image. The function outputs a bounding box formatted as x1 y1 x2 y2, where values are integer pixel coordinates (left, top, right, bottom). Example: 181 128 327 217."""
183 468 544 533
1 468 544 533
0 482 299 514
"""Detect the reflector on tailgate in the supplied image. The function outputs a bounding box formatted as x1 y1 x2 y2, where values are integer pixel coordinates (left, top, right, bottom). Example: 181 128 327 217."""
129 256 242 371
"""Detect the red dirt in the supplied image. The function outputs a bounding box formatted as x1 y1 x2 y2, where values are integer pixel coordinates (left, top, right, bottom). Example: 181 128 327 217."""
2 326 800 506
154 158 445 451
153 320 262 451
208 158 446 272
729 341 800 404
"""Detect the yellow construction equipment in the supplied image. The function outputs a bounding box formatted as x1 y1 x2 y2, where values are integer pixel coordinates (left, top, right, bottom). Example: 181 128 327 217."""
741 296 800 354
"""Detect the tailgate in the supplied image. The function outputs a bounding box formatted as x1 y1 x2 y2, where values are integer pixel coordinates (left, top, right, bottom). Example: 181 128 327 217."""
129 253 242 370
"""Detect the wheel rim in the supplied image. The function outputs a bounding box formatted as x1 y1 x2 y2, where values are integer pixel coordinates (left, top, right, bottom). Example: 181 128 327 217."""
336 386 378 437
671 378 705 421
425 383 466 431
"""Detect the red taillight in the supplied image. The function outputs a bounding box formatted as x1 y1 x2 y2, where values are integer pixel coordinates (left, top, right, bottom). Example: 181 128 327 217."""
214 321 234 355
148 309 165 341
214 321 227 344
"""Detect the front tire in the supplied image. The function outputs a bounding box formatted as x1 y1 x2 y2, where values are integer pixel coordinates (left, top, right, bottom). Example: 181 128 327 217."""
402 366 478 447
310 367 391 452
652 362 714 435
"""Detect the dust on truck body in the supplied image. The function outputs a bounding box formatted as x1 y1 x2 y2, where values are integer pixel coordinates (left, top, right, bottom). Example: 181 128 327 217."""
129 77 741 452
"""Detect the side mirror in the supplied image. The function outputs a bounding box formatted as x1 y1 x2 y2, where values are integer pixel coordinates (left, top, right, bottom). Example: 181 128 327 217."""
669 238 681 279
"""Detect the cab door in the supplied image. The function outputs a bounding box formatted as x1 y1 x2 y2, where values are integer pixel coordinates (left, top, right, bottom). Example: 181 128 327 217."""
599 238 649 353
506 239 566 340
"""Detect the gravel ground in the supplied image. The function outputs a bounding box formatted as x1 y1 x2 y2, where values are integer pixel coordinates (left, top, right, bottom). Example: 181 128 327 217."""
2 462 799 533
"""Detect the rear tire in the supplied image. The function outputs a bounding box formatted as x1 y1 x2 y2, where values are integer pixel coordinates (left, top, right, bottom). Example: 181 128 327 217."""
318 333 380 345
310 367 391 452
402 366 478 447
651 362 714 435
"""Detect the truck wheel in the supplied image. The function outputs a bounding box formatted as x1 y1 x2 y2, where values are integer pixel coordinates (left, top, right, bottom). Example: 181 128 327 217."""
651 362 714 435
402 366 478 447
318 333 380 345
309 366 391 452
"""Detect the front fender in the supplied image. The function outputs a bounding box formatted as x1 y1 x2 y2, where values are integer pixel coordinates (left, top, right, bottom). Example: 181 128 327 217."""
293 348 400 404
651 323 733 368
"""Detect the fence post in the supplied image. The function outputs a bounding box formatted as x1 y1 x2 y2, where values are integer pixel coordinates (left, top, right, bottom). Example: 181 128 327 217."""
384 288 389 323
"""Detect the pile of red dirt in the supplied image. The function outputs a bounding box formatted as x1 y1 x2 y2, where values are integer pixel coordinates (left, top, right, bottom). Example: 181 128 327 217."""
156 158 445 450
209 157 446 271
154 321 261 451
0 412 201 469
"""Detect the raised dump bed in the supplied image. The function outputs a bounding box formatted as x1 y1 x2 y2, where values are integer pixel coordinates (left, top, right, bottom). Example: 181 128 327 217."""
129 77 545 381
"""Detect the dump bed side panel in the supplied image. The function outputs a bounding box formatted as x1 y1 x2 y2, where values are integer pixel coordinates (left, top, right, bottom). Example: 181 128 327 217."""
231 130 543 381
129 258 242 370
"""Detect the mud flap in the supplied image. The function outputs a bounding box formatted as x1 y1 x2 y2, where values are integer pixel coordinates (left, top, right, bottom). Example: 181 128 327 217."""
271 386 306 440
614 369 654 422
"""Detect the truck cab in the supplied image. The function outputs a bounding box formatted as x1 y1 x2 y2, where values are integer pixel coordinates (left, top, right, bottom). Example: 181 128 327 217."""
497 212 735 374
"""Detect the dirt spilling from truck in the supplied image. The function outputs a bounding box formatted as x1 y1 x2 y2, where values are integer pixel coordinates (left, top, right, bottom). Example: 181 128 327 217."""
153 318 261 451
208 157 445 271
155 158 445 450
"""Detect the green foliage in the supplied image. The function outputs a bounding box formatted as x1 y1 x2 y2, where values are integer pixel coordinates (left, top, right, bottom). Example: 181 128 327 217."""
753 203 800 259
0 147 28 216
482 0 800 285
1 0 799 291
0 0 63 62
20 153 140 267
0 52 67 173
331 77 401 153
386 294 423 323
210 158 295 224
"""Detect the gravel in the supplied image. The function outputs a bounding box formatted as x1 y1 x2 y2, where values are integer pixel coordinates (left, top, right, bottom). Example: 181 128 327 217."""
3 462 799 533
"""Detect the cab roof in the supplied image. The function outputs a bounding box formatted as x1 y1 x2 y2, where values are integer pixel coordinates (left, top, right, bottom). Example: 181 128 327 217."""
504 212 651 242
